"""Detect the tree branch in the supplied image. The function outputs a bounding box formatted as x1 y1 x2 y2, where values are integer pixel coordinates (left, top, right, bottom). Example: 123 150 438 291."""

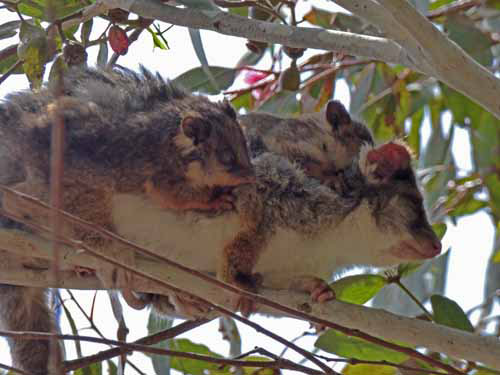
57 0 500 117
374 0 500 118
0 227 498 370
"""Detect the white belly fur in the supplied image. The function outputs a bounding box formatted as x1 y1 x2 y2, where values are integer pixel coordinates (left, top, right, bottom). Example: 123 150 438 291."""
112 194 411 289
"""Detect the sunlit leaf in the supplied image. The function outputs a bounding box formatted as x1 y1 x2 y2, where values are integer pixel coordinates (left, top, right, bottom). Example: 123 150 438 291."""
74 361 102 375
169 338 225 375
330 274 387 304
432 222 447 240
493 249 500 263
342 364 398 375
315 330 410 363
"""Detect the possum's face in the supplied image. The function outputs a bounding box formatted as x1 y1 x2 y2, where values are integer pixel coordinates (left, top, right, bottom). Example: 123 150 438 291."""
178 100 255 188
358 142 441 263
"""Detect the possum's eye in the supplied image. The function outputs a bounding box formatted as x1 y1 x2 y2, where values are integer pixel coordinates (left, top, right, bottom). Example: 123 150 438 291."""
219 148 236 165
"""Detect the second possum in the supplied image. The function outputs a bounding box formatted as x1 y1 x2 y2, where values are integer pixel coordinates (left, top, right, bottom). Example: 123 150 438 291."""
239 100 374 186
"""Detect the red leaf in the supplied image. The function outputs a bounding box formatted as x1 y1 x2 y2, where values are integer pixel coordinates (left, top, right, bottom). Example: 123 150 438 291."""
108 25 129 55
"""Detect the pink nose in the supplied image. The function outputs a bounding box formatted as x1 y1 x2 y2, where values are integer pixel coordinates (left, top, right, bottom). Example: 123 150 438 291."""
430 239 442 256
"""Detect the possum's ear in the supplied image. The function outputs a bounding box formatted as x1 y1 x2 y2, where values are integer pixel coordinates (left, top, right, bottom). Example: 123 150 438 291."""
221 98 237 120
181 116 211 145
326 100 351 130
365 142 412 182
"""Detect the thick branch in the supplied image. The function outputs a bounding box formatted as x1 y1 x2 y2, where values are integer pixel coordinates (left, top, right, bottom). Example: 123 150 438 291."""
59 0 499 118
331 0 435 75
1 231 499 369
374 0 500 118
99 0 421 70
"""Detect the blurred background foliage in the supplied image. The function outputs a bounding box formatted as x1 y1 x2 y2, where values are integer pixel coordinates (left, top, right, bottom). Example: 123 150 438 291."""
0 0 499 373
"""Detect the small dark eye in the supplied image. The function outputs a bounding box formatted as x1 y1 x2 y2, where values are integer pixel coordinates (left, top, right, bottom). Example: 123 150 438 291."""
219 149 235 165
322 143 328 152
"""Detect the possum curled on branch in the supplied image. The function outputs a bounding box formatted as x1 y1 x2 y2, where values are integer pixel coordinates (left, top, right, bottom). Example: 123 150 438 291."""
219 141 442 315
0 66 254 375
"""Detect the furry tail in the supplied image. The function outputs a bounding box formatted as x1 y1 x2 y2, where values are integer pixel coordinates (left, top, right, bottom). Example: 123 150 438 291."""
0 285 58 375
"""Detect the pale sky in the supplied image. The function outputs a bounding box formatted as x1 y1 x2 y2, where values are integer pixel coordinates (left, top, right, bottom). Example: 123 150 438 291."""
0 2 496 373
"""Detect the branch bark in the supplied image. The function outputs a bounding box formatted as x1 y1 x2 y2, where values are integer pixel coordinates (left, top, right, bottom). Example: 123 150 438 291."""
1 229 499 369
373 0 500 118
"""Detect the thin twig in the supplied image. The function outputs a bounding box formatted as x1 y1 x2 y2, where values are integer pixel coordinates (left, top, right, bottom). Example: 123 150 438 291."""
0 362 28 375
65 319 212 371
0 59 23 86
0 330 325 375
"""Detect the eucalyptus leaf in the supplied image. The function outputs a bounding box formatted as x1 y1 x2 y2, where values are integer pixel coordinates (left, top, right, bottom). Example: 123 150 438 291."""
431 295 474 332
342 364 398 375
0 20 21 40
147 312 173 375
315 330 410 363
330 274 387 304
173 66 236 94
169 338 225 375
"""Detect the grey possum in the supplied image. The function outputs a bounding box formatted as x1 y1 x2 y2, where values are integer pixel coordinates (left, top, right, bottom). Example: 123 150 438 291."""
0 66 254 374
239 100 374 186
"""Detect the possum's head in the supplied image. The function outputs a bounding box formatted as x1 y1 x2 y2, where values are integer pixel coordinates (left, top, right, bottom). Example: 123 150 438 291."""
355 141 441 264
175 99 255 188
323 100 374 171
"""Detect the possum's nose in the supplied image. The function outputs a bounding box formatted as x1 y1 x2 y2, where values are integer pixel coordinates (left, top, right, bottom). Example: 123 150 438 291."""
420 236 442 258
431 238 442 255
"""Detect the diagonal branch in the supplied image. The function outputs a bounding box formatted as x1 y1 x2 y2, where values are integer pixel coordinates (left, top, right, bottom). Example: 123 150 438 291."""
373 0 500 118
0 189 499 370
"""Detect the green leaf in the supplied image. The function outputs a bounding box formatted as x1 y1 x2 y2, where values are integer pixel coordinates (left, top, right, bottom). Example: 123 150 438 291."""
228 6 248 17
0 46 23 75
397 262 423 277
0 21 22 40
80 19 93 46
188 28 219 92
18 0 87 21
169 338 225 375
107 360 117 375
447 197 488 218
429 0 455 11
330 275 387 304
432 222 447 240
407 106 423 158
239 356 274 375
493 249 500 263
350 63 375 115
173 66 236 94
315 330 410 363
231 92 253 111
147 26 169 50
431 295 474 332
342 364 398 375
74 362 102 375
147 312 172 375
258 90 300 115
219 316 241 358
97 41 108 68
444 14 493 66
